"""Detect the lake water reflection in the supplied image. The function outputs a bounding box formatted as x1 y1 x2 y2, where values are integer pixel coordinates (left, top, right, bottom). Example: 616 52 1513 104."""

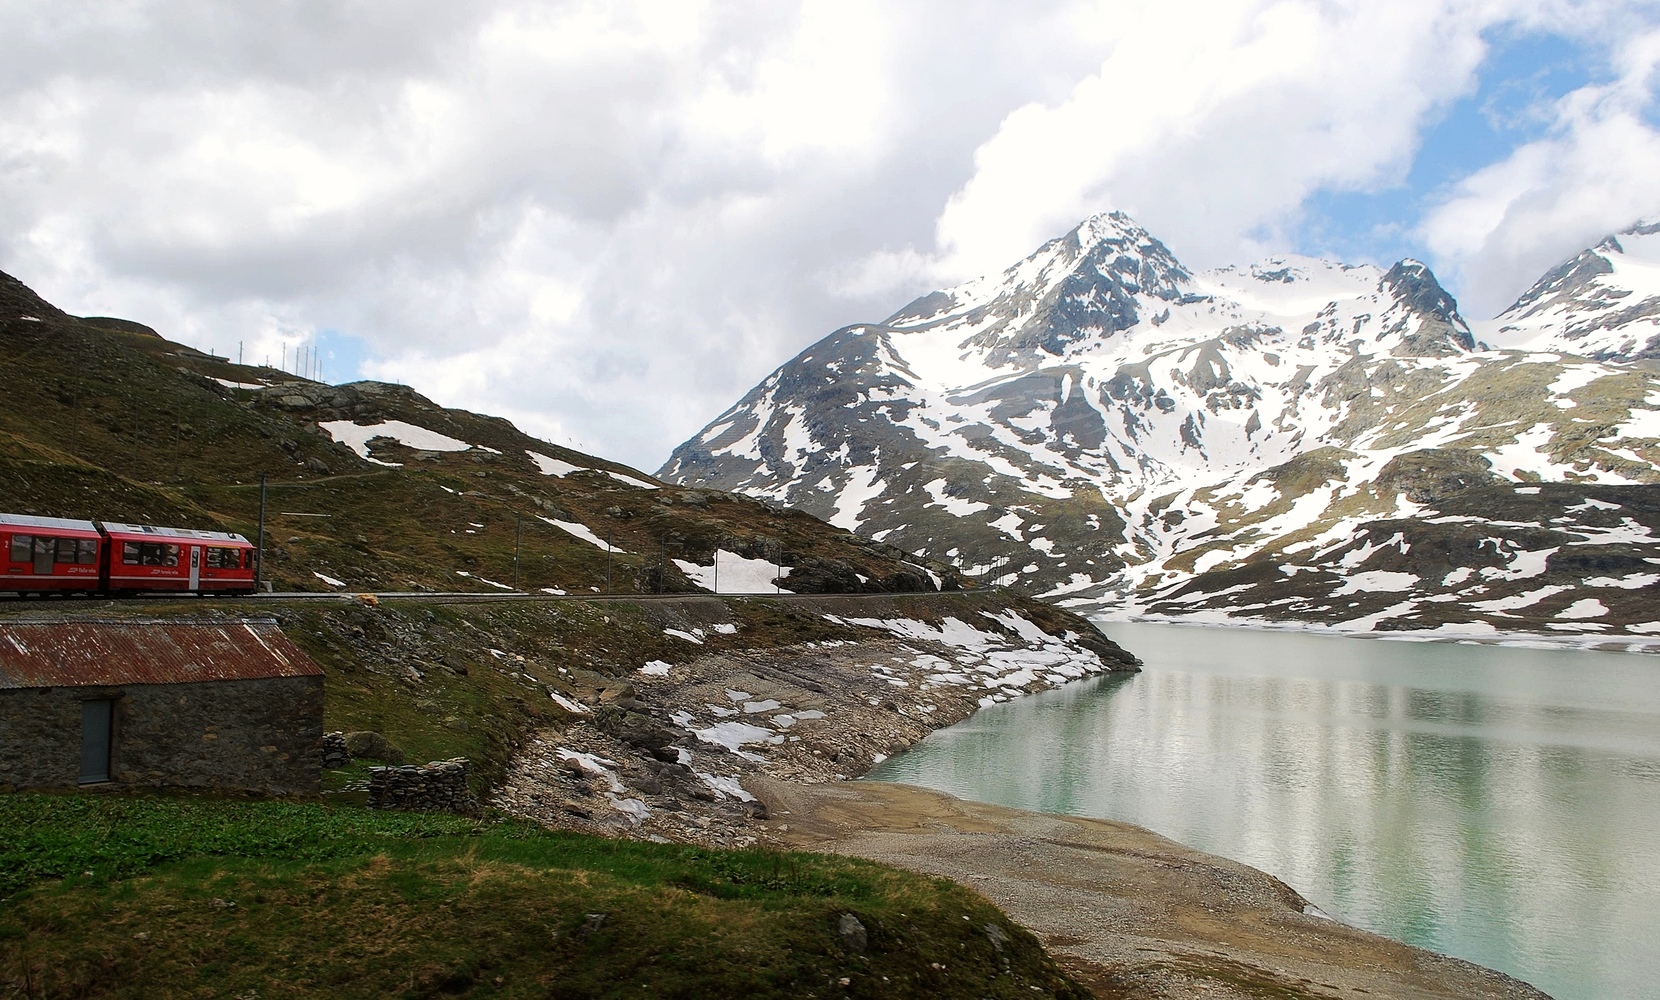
867 621 1660 1000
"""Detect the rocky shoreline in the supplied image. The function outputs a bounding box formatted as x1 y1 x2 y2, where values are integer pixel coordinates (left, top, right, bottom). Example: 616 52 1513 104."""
487 593 1550 999
492 594 1139 848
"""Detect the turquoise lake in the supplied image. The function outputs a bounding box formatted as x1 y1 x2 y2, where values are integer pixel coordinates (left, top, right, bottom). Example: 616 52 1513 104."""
867 621 1660 1000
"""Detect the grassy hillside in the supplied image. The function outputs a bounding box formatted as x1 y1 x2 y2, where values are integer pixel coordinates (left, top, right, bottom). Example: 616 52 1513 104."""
0 271 1119 999
0 270 959 596
0 793 1089 999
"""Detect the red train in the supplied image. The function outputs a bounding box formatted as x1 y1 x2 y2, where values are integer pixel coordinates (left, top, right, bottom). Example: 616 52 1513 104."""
1 513 256 596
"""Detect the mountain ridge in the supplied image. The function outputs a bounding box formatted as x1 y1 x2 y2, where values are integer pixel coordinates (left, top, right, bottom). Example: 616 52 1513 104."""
661 212 1660 644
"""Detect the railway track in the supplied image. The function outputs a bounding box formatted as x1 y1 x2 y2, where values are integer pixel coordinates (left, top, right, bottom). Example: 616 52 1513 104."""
0 588 975 609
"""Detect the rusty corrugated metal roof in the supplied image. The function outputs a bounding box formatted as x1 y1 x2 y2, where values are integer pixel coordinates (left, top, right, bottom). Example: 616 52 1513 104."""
0 619 324 689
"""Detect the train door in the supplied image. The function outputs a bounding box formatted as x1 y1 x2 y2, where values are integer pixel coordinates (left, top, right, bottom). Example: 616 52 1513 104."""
188 546 201 590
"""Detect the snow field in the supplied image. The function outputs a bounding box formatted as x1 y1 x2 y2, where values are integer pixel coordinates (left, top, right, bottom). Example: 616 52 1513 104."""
320 419 477 465
672 550 791 594
526 451 584 476
820 612 1102 699
538 515 613 550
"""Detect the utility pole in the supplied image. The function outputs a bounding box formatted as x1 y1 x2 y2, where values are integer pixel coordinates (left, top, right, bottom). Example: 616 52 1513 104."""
605 531 613 593
514 515 522 591
774 539 782 595
712 546 719 595
255 473 267 592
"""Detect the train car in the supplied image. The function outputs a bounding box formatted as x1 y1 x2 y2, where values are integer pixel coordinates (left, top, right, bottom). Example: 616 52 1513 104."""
100 522 256 595
0 514 106 594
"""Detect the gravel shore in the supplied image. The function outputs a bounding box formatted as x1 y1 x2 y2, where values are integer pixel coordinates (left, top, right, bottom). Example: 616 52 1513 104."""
753 778 1553 1000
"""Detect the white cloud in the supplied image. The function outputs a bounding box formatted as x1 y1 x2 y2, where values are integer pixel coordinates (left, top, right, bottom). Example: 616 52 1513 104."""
910 1 1507 282
0 0 1111 467
1 0 1658 471
1420 24 1660 315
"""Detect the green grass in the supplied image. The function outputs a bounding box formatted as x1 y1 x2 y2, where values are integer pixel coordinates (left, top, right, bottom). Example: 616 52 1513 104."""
0 793 1090 1000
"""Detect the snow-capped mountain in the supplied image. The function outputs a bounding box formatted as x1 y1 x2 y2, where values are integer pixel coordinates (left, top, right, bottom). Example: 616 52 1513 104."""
1483 220 1660 361
661 213 1660 638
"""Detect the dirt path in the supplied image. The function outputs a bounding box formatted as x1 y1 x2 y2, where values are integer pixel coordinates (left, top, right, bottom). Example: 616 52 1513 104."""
751 777 1553 1000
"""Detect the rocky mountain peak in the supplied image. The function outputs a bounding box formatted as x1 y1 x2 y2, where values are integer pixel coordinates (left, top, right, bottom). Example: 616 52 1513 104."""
1056 210 1193 298
1382 259 1455 314
878 209 1197 367
1380 258 1474 356
1488 213 1660 361
1503 245 1616 317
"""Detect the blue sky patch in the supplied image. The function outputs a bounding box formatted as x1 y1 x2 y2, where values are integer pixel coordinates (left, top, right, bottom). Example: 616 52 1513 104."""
1289 28 1604 307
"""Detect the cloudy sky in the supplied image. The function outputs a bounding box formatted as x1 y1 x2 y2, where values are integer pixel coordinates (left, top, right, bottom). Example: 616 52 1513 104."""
4 1 1660 470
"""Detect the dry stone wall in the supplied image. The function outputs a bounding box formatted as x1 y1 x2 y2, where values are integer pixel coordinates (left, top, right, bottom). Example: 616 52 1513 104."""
320 731 350 769
368 758 479 815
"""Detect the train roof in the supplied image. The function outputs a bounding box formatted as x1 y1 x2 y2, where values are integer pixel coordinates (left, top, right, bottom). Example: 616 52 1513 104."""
0 513 100 533
99 522 251 544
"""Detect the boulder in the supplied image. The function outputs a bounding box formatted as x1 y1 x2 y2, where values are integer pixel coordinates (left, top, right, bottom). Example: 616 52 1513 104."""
784 557 864 594
594 707 676 752
343 730 405 764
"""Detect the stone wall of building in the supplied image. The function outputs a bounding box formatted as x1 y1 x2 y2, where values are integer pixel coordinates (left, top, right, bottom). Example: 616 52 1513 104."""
0 675 323 793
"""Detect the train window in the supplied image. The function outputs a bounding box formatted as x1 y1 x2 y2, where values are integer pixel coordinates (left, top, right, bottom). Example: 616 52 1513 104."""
140 543 164 566
9 535 30 563
77 539 98 564
161 543 179 567
206 547 227 568
34 537 53 560
55 538 78 563
122 542 141 565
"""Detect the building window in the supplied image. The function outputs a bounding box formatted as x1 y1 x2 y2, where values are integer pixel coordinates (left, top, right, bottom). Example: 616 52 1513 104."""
79 699 114 784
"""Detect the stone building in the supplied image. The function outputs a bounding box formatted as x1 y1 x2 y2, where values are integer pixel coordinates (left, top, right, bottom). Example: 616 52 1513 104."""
0 618 324 793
